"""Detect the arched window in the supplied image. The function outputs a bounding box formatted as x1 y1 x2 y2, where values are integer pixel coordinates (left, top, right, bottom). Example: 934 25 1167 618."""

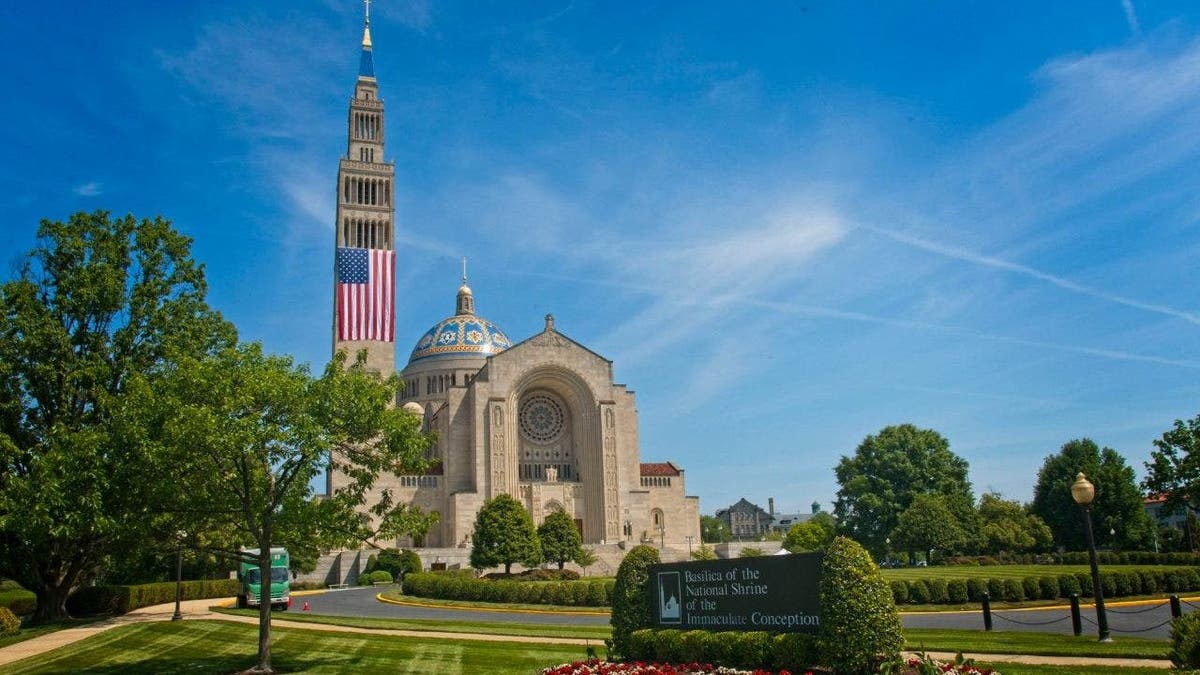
652 509 664 530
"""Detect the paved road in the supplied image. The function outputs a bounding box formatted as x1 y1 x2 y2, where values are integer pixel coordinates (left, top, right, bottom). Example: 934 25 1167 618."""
301 587 1191 639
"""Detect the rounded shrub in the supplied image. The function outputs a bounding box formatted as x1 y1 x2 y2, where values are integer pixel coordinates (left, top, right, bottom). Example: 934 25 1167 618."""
1038 576 1059 600
1022 577 1040 600
610 544 660 659
1140 570 1160 594
1002 578 1025 602
889 580 909 604
815 536 903 674
926 578 949 604
1100 571 1118 598
1059 574 1081 597
987 578 1004 600
772 633 818 673
651 629 685 663
947 579 968 604
908 579 931 604
1171 611 1200 669
1076 572 1093 596
0 607 19 636
965 578 985 602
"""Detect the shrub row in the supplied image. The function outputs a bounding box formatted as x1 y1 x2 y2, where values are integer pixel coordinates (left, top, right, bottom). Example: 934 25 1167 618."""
889 568 1200 605
66 579 240 616
627 629 817 672
358 570 394 585
944 552 1200 567
403 572 613 607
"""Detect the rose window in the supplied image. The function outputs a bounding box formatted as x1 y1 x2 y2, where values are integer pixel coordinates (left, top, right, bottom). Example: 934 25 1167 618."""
519 394 566 443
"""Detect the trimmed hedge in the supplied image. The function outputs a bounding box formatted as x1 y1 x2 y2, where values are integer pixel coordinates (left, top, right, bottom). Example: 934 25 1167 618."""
627 629 818 671
66 579 240 616
0 607 20 636
947 552 1200 566
358 570 393 585
403 571 614 608
885 566 1200 605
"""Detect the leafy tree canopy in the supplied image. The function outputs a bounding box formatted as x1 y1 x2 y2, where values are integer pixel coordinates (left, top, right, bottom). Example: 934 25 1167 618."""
537 509 583 570
0 211 235 622
699 515 731 543
783 511 836 552
1144 414 1200 519
977 493 1052 555
469 493 542 574
889 493 968 559
833 423 973 556
1031 438 1154 552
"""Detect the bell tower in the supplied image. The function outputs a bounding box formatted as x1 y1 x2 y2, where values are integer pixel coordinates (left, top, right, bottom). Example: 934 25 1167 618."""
333 0 397 374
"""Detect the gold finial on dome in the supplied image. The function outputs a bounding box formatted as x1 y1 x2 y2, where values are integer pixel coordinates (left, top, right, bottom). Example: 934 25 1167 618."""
456 257 475 316
362 0 373 48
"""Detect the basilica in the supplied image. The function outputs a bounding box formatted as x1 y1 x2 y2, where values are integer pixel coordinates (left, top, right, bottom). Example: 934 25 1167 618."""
326 9 699 561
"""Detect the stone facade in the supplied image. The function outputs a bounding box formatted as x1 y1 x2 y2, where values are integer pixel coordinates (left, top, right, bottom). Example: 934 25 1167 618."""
325 14 700 560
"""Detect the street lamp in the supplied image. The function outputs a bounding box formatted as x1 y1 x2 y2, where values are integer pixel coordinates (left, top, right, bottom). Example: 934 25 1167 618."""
172 530 186 621
1070 473 1110 642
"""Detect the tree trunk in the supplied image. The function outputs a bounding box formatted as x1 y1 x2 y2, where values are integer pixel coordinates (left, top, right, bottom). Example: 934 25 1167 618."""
558 561 565 570
504 562 511 575
32 583 72 623
254 546 273 674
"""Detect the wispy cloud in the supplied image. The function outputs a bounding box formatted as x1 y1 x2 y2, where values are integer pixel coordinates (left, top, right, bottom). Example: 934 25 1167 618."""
73 182 102 197
861 224 1200 326
1122 0 1141 35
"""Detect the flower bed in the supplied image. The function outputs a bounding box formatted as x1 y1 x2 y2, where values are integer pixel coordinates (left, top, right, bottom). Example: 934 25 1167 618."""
539 661 801 675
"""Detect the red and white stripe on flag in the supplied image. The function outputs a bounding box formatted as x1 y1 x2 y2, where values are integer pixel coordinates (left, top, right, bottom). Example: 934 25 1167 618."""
336 247 395 342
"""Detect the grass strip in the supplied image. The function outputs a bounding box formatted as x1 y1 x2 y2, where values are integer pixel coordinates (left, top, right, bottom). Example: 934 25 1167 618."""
0 618 107 650
212 606 612 640
903 627 1167 659
379 591 609 614
6 619 586 675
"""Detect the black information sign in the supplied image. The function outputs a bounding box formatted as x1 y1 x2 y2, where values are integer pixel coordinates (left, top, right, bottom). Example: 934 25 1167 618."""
648 552 822 633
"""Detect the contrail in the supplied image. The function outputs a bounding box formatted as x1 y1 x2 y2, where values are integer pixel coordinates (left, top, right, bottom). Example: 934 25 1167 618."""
864 225 1200 326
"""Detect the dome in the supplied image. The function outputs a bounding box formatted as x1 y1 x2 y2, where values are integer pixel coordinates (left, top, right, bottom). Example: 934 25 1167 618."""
408 314 512 363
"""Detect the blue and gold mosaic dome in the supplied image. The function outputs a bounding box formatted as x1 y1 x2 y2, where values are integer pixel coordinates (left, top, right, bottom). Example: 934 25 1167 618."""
408 314 512 363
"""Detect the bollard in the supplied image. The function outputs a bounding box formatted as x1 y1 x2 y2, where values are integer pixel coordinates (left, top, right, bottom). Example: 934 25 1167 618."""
982 591 992 631
1172 595 1183 619
1070 593 1082 636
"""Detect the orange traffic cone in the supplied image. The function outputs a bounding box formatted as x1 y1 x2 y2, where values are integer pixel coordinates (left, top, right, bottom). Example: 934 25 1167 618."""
302 601 310 612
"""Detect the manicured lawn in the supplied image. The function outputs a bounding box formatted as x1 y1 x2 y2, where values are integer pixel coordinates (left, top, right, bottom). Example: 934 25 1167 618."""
970 665 1166 675
6 620 586 674
0 618 107 650
882 564 1195 581
0 580 35 614
214 606 612 640
904 628 1167 659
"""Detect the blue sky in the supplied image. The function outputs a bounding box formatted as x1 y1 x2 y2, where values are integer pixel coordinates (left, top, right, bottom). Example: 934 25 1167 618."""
2 1 1199 517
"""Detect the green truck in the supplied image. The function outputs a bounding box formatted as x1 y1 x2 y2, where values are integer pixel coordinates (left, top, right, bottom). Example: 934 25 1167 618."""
236 547 291 611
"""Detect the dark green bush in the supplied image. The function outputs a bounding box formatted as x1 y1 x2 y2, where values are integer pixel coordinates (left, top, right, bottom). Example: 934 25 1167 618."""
771 633 818 672
1183 569 1200 592
0 607 20 636
986 578 1004 600
729 631 772 669
965 578 985 602
358 570 394 585
908 579 931 604
1140 571 1160 594
1171 611 1200 669
66 579 239 616
1059 574 1081 597
816 536 903 674
1021 577 1040 600
926 578 949 604
401 572 613 607
889 580 909 604
1076 572 1093 596
1038 576 1060 600
610 545 660 659
651 629 685 663
1002 578 1025 602
1100 571 1118 598
947 579 968 604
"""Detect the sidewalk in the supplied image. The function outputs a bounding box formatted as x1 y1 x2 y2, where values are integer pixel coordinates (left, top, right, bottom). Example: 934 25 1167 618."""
0 596 1176 670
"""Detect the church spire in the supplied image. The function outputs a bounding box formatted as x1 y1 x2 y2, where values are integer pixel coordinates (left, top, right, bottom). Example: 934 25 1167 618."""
456 257 475 316
359 0 375 78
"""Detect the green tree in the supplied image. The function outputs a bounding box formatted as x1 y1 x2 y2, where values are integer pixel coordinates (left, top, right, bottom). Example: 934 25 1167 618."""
889 493 968 562
0 212 235 622
150 344 436 673
783 511 837 552
816 536 903 673
977 493 1052 555
538 509 583 570
1031 438 1154 551
469 494 542 574
1144 414 1200 549
573 546 597 575
690 544 717 560
699 515 731 543
833 424 974 557
610 544 660 658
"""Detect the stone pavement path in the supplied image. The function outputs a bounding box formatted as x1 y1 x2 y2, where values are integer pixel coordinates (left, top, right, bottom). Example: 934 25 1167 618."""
0 597 1175 670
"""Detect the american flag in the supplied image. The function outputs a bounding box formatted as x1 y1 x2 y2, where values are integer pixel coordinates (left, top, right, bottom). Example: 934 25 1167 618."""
336 247 394 342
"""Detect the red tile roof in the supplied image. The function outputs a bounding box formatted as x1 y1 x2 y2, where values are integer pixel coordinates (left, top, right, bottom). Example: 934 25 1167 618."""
640 462 680 477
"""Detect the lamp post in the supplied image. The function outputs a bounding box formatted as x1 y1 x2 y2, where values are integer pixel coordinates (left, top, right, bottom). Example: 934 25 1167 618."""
172 530 186 621
1071 473 1110 642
